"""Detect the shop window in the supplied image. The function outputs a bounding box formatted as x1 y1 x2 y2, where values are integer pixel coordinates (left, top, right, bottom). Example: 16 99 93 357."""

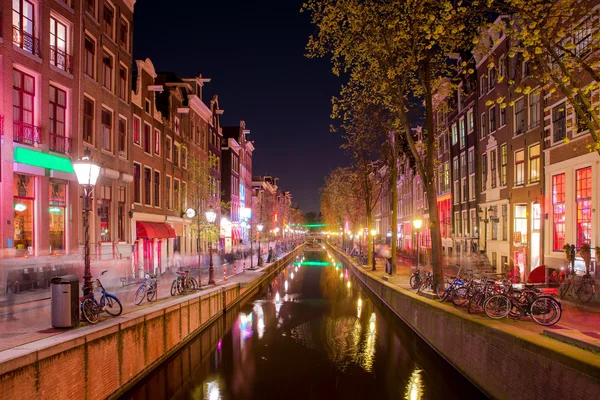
514 205 528 245
98 185 111 242
49 180 67 253
14 174 35 257
576 167 592 248
552 174 566 251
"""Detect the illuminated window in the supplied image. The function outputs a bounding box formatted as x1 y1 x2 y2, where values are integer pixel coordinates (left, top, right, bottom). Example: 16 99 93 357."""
143 123 151 153
98 186 111 242
576 167 592 248
490 149 497 188
500 144 507 186
515 149 524 186
529 144 540 183
133 116 141 145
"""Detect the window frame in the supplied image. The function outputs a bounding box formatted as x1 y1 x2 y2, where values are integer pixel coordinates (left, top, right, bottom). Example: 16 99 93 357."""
552 173 566 251
102 50 114 91
514 97 526 135
552 102 567 143
83 96 94 145
84 34 96 78
118 115 127 157
103 2 115 39
133 163 141 204
528 143 540 183
143 166 152 206
514 149 525 186
100 108 113 152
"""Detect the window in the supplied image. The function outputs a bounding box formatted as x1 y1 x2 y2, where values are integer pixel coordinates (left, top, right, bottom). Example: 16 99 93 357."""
515 149 525 186
118 117 126 156
118 186 125 241
143 124 151 153
451 123 458 145
471 209 477 238
133 116 141 145
50 18 70 73
13 174 35 257
481 154 487 191
499 56 505 78
144 167 152 205
460 153 466 177
102 52 113 90
491 149 497 188
575 94 593 133
98 186 111 242
182 147 188 169
84 36 95 78
459 118 466 148
174 116 180 135
165 176 172 210
514 205 528 245
468 148 474 175
528 90 541 129
452 158 458 181
491 206 498 240
154 171 160 207
13 69 35 129
49 85 66 139
488 67 496 91
467 109 474 132
480 113 486 139
528 144 540 183
492 252 497 270
522 61 530 78
500 144 507 186
500 105 506 127
174 144 180 167
514 98 525 135
454 181 460 204
101 109 112 151
552 174 566 251
576 167 592 248
443 162 450 193
103 4 115 38
502 204 508 241
83 97 94 144
480 76 487 97
133 163 141 203
455 211 461 236
154 129 160 155
174 179 180 210
552 103 566 142
120 18 129 50
13 0 38 55
48 179 66 253
182 182 187 209
574 19 592 57
119 66 127 101
489 106 496 132
166 137 172 161
463 211 469 237
85 0 96 17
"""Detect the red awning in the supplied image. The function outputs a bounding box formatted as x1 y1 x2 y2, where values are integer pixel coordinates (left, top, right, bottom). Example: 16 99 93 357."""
232 228 239 241
136 222 177 239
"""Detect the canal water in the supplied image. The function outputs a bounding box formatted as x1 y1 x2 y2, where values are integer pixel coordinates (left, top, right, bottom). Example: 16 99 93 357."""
124 249 485 400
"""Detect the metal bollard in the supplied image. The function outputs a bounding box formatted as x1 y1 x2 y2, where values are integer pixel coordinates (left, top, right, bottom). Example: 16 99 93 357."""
224 267 227 281
234 265 237 275
243 262 246 272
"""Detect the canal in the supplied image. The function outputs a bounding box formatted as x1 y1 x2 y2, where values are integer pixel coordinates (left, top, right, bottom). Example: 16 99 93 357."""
124 248 485 399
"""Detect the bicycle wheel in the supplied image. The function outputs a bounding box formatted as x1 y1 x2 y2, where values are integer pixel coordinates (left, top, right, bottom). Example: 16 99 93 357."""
577 280 595 303
82 298 100 324
134 284 146 305
451 286 469 307
410 275 421 290
170 280 178 296
189 276 199 290
559 280 571 299
483 294 511 320
436 282 450 300
147 280 157 302
104 294 123 316
468 292 484 314
529 296 562 326
178 278 187 295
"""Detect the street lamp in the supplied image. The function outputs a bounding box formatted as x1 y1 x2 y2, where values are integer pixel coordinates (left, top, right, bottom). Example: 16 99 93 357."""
257 223 264 266
371 229 377 271
205 206 217 284
73 149 101 294
413 219 423 268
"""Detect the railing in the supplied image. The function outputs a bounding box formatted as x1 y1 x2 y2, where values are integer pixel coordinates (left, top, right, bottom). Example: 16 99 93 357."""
49 132 72 154
50 45 74 74
13 26 41 56
13 121 41 145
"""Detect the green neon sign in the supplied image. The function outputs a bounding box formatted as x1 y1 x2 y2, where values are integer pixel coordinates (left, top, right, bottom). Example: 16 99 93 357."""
14 147 74 173
293 261 342 267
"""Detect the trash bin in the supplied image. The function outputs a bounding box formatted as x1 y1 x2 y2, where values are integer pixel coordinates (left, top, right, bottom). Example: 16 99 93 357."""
51 275 79 328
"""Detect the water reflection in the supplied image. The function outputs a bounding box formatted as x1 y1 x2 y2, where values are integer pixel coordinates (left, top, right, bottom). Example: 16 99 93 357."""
406 369 424 400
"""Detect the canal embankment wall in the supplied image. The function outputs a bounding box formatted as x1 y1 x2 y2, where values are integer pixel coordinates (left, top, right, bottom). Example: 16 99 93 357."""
328 244 600 400
0 246 304 400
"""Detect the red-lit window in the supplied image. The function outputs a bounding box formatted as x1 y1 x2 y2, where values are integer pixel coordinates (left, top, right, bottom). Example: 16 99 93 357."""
13 69 35 125
133 116 140 145
143 123 151 153
154 129 160 155
576 167 592 248
49 85 66 137
552 174 566 251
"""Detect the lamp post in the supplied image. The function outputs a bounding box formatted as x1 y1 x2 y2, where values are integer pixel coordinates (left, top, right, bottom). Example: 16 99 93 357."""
413 219 423 268
257 223 264 266
478 206 493 253
205 206 217 285
371 229 377 271
73 149 101 294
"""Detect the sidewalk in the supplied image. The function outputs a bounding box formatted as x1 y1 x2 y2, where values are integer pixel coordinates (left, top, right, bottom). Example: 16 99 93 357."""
355 252 600 353
0 251 283 352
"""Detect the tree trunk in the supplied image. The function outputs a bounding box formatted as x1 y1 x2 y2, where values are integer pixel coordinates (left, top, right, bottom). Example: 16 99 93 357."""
196 220 202 286
425 180 444 288
390 151 398 275
366 202 373 267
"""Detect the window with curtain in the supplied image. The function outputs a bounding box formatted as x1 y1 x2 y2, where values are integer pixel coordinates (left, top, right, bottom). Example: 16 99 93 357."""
576 167 592 248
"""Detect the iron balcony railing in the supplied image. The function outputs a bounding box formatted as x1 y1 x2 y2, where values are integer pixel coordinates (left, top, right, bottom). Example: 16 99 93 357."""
13 121 41 145
49 132 72 154
13 26 41 57
50 45 74 74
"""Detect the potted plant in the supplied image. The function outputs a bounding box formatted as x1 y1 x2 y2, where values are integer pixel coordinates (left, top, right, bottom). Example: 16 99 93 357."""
580 243 592 274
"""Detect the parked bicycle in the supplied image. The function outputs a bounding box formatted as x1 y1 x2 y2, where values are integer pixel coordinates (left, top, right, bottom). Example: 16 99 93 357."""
417 271 433 294
559 272 596 303
170 269 198 296
436 267 470 302
81 270 123 324
134 273 158 305
410 266 426 290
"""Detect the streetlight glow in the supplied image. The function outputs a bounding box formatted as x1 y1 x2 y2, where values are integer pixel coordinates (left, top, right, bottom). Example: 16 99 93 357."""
412 219 423 230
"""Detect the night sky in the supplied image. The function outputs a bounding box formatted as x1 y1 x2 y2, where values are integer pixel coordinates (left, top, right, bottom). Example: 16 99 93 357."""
133 0 348 213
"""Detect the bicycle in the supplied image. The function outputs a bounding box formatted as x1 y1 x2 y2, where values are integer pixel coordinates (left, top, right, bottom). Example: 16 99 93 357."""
483 285 562 326
559 272 596 303
81 270 123 324
170 270 198 296
410 266 426 290
467 277 511 314
417 271 433 294
134 273 158 305
436 266 468 302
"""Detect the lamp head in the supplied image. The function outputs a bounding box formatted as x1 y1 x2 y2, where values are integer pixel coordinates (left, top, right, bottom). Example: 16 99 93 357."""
205 205 217 223
412 219 423 230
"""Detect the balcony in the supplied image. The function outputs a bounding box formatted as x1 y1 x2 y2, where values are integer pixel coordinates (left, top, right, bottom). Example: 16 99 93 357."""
14 121 41 145
50 46 74 74
49 132 72 154
13 26 41 57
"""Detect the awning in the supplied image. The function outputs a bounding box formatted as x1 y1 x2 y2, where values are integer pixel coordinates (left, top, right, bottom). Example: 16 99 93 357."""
136 222 177 239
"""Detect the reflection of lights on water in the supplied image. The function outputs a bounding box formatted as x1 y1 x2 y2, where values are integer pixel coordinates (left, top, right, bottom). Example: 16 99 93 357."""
347 281 351 289
275 292 281 303
206 381 220 400
295 266 298 272
284 280 288 292
405 369 423 400
239 313 253 340
217 339 222 351
291 272 295 280
339 272 343 280
254 303 265 339
358 298 362 307
369 313 376 334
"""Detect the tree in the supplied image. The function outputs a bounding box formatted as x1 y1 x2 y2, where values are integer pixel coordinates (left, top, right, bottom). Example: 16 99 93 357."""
305 0 482 286
187 155 220 282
